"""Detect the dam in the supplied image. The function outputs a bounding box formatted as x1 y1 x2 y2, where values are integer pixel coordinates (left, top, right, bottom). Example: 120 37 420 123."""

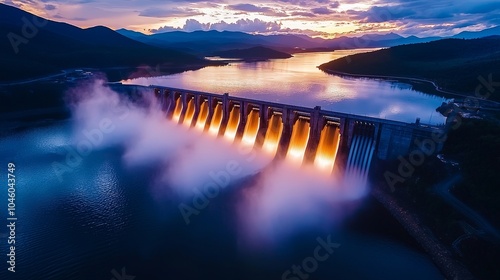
146 85 445 181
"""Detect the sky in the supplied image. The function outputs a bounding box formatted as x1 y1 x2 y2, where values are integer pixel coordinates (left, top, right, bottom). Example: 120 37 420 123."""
2 0 500 38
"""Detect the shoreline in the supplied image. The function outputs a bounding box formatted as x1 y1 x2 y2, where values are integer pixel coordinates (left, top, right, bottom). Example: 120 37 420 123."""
321 68 500 106
0 62 224 86
372 184 475 280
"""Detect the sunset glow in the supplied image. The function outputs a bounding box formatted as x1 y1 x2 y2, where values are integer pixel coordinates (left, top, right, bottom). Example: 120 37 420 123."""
2 0 498 37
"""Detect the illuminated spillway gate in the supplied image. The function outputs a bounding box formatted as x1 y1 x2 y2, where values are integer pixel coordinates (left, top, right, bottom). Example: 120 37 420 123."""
151 85 443 178
155 88 345 175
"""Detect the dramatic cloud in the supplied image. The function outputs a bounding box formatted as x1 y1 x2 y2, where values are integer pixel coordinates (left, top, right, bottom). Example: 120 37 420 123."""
311 7 335 15
1 0 499 37
275 0 337 7
151 18 284 33
290 11 317 18
149 18 330 37
329 1 340 9
44 4 56 10
138 7 203 18
227 3 288 17
228 3 270 13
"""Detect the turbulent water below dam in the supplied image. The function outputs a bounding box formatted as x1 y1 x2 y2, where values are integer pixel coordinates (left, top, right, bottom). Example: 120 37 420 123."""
0 81 444 279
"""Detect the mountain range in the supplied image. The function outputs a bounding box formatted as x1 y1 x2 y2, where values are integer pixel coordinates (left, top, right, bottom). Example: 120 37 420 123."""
0 3 211 82
116 26 500 56
212 46 292 60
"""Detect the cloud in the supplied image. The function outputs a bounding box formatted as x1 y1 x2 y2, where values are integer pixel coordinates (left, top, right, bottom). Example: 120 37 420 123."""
212 18 283 32
330 1 340 9
337 0 500 37
138 7 203 18
290 11 317 18
348 0 500 23
227 3 269 13
226 3 288 17
348 6 415 23
150 18 209 33
149 17 331 37
44 4 56 10
53 14 87 21
3 0 500 39
150 18 284 34
275 0 338 7
311 7 335 15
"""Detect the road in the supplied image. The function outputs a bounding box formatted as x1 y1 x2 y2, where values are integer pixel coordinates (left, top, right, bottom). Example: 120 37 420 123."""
434 174 500 244
323 69 500 106
0 71 70 86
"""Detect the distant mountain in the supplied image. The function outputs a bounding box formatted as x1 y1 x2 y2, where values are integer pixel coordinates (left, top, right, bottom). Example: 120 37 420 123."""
117 29 318 55
361 32 404 41
320 34 441 49
117 25 500 56
319 37 500 100
212 46 292 60
117 28 443 55
0 4 208 82
452 26 500 39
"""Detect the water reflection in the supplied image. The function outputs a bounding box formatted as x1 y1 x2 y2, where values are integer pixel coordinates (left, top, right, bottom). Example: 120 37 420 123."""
123 49 448 125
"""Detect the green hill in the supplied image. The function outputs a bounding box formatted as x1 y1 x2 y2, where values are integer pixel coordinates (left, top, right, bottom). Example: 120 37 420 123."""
319 37 500 100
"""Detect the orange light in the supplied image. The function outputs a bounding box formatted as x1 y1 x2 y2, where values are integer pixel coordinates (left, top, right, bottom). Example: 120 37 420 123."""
286 117 310 163
241 108 260 146
209 102 223 136
172 97 183 123
314 123 341 173
195 100 209 131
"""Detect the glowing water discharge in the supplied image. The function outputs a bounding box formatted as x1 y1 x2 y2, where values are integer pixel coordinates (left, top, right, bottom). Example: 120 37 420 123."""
195 100 209 130
242 109 260 146
172 96 183 122
209 102 223 135
224 105 240 141
286 117 310 163
314 123 341 173
66 81 376 248
262 113 283 156
167 91 342 173
183 97 195 126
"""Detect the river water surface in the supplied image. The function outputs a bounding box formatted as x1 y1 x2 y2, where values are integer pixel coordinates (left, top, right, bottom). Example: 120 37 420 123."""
0 49 447 279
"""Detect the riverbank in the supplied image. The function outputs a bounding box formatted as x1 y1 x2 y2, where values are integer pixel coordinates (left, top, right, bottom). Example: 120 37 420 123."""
321 69 500 107
372 184 475 280
0 62 225 86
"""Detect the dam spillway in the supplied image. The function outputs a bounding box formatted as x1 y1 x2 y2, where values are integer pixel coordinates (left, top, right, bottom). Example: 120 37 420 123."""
150 85 444 181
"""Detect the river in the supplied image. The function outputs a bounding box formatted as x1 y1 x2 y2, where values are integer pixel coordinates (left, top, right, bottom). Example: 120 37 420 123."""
0 49 446 279
0 120 443 280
